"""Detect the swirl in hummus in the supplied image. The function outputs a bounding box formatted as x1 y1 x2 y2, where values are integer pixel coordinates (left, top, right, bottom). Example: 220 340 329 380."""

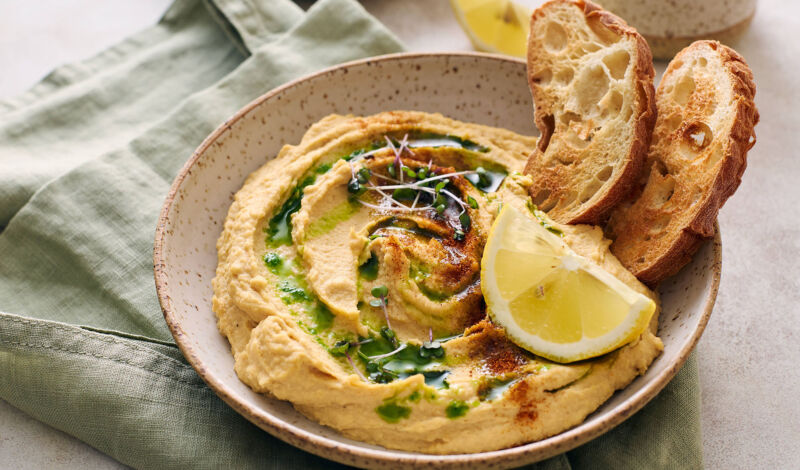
212 111 663 454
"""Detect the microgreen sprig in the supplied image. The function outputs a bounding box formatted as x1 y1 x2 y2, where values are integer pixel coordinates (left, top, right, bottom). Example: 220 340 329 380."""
419 340 445 359
385 134 412 183
332 338 376 382
364 343 407 360
346 133 481 239
345 350 368 381
380 326 397 348
330 338 374 356
370 285 394 339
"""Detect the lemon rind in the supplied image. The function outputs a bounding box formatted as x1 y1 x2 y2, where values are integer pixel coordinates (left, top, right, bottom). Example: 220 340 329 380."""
481 206 656 363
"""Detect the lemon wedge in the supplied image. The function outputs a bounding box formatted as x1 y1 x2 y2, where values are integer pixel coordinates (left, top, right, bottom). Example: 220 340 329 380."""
450 0 531 57
481 206 656 363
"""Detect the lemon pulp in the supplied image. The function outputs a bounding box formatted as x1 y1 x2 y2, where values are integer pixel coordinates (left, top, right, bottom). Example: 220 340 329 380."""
450 0 531 57
481 206 656 363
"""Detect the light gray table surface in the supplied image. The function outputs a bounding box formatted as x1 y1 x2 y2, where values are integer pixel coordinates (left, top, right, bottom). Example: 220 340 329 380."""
1 1 798 468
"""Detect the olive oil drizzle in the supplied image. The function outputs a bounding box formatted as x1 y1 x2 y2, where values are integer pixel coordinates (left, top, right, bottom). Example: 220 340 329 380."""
259 132 511 423
264 132 501 248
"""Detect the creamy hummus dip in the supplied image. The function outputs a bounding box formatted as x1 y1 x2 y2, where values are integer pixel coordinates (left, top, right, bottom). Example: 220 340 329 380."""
212 111 663 454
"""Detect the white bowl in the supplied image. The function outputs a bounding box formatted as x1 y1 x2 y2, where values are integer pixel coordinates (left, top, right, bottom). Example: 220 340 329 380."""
154 52 719 469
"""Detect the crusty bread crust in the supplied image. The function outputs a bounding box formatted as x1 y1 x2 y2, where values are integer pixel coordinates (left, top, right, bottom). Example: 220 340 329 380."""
524 0 656 225
607 41 758 285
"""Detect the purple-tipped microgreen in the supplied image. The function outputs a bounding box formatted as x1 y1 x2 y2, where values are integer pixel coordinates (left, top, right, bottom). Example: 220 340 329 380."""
410 188 422 209
398 133 411 154
364 343 407 360
385 136 404 183
348 160 357 179
373 172 401 184
371 285 392 332
330 338 373 357
357 200 434 213
330 340 351 356
416 171 476 186
345 350 368 381
357 184 435 213
348 137 479 223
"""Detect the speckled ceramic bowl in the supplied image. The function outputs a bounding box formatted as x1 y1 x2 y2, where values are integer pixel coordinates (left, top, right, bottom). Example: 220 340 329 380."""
154 53 720 469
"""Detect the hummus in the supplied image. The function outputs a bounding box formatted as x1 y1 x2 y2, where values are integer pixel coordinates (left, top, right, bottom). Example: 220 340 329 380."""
212 111 663 454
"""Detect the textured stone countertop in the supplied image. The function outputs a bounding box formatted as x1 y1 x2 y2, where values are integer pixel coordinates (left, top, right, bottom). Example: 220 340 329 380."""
1 0 798 468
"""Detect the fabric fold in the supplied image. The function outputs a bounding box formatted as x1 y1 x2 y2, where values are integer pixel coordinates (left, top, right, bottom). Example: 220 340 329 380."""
205 0 305 52
0 312 347 469
0 0 244 226
0 0 403 340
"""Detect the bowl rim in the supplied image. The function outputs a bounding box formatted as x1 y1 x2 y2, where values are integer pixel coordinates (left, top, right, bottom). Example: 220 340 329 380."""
153 51 720 468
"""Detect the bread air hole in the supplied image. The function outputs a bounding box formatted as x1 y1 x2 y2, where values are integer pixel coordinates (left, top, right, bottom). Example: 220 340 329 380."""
666 114 683 132
673 72 695 105
559 111 581 126
565 129 591 150
652 176 676 207
544 22 568 52
531 68 553 86
532 189 556 211
602 50 630 80
650 214 671 233
644 230 666 242
682 122 713 152
563 190 578 206
581 43 602 54
653 160 669 178
554 68 574 85
600 90 623 118
575 65 610 112
578 181 601 203
597 165 613 182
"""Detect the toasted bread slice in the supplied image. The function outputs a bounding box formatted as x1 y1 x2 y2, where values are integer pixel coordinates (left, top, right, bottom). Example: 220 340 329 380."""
607 41 758 284
524 0 656 224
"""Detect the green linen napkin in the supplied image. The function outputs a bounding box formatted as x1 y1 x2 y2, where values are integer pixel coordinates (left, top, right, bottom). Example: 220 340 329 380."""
0 0 703 468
